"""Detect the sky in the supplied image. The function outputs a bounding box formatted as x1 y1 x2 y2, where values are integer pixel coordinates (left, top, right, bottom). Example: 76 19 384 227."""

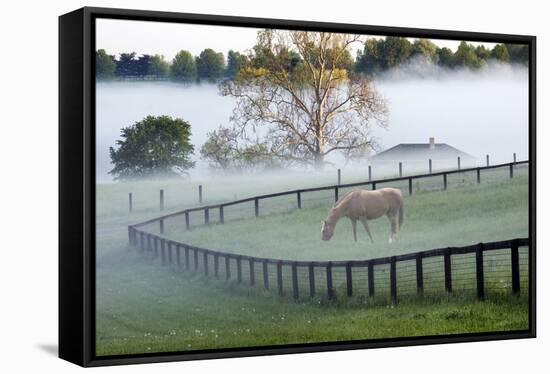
96 18 498 61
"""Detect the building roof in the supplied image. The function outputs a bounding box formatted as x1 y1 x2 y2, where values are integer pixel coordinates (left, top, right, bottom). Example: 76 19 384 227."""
371 143 475 161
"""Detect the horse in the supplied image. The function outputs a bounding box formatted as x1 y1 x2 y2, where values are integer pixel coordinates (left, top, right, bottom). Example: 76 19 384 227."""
321 188 404 243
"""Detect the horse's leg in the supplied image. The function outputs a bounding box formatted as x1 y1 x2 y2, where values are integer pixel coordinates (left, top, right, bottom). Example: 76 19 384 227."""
351 218 357 242
388 213 397 243
359 217 374 243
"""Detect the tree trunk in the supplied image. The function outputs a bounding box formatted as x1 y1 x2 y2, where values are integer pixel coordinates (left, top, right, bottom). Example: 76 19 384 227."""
314 153 324 170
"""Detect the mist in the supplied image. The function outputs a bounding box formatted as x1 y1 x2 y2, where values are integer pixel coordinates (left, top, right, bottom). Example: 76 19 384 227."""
96 63 528 184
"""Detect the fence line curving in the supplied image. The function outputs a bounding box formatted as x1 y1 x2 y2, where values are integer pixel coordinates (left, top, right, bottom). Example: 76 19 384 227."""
127 160 530 304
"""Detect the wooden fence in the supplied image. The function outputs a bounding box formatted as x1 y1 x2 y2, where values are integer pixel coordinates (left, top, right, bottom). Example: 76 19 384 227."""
131 160 528 234
128 227 529 304
127 159 530 304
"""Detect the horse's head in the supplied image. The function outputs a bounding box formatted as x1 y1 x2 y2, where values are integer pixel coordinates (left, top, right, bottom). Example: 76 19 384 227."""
321 220 334 241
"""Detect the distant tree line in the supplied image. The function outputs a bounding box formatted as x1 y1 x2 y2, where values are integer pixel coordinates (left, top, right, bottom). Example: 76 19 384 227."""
97 38 528 81
355 38 529 75
96 48 246 81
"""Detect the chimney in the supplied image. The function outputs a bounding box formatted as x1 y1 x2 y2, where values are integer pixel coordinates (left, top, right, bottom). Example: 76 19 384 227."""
429 137 435 150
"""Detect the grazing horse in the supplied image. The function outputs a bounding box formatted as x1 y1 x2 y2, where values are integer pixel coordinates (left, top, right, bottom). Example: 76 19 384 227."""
321 188 404 243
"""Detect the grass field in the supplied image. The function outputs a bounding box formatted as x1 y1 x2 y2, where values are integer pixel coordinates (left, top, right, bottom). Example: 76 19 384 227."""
162 174 528 261
95 164 530 356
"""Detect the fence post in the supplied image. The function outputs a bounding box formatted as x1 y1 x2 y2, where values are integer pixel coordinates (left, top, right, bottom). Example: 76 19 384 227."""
128 193 133 213
334 186 339 203
219 206 224 224
199 185 203 204
297 191 302 209
185 211 190 230
203 251 209 276
399 162 403 177
159 219 164 234
367 261 375 297
477 168 481 184
390 257 397 305
140 232 145 251
408 177 413 196
337 169 341 185
308 263 316 297
457 156 461 170
225 255 230 280
416 252 424 297
511 240 520 294
160 239 166 266
513 153 517 164
167 241 173 264
237 256 242 283
263 260 269 290
345 262 353 297
326 262 334 300
254 198 259 217
372 182 376 191
214 254 219 279
486 154 490 167
176 244 181 267
154 237 159 258
292 262 299 300
277 261 283 296
249 259 255 286
160 189 164 211
368 165 372 181
444 249 452 293
429 159 432 174
509 163 514 178
476 243 485 300
193 248 199 271
185 246 190 270
204 208 209 225
443 173 447 190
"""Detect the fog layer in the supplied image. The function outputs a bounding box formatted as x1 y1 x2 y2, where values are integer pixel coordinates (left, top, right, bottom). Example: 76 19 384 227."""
96 64 528 183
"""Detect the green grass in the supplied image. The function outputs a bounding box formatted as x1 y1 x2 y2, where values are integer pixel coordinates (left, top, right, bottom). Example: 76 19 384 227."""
96 251 528 356
162 174 529 261
95 166 530 357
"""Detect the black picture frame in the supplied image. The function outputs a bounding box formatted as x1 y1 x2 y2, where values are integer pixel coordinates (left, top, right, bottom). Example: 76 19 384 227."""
59 6 536 367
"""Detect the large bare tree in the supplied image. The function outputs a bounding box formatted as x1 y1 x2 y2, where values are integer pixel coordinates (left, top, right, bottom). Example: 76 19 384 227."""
217 30 388 169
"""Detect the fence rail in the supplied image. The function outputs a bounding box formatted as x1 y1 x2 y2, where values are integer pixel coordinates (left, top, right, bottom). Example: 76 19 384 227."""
132 160 528 230
127 159 530 304
128 227 529 304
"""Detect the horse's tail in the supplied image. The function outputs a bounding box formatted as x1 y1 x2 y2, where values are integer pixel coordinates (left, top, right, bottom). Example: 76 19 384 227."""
398 200 404 229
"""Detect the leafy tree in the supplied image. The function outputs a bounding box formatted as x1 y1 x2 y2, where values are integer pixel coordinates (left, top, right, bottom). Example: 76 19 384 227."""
226 50 248 78
116 52 138 77
475 45 491 61
411 39 438 61
196 48 225 80
328 48 354 71
454 41 484 69
505 44 528 65
200 126 279 171
355 38 383 75
109 115 195 180
436 47 455 68
171 50 197 81
490 44 510 62
379 37 412 69
135 54 152 76
149 54 170 78
220 30 387 169
96 49 116 79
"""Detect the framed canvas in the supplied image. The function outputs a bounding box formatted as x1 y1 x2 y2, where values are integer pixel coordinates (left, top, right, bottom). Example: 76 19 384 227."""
59 6 536 367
